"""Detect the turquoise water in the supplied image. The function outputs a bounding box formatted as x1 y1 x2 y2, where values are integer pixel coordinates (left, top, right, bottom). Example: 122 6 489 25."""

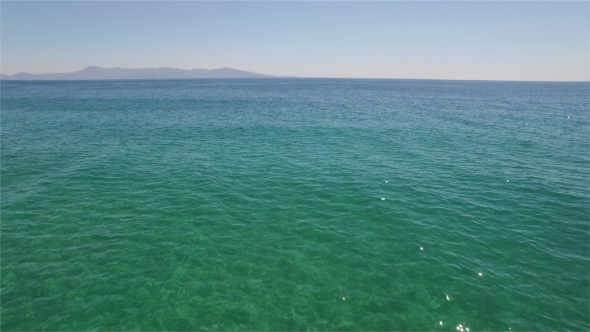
1 79 588 331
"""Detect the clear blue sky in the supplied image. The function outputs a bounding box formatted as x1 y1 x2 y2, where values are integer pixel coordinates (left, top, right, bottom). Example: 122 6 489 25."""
1 1 588 81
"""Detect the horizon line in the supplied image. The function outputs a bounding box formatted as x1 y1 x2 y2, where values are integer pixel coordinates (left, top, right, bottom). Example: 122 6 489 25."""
2 77 589 84
1 65 589 83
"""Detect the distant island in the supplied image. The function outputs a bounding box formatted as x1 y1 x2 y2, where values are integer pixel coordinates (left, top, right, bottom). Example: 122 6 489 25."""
0 66 274 80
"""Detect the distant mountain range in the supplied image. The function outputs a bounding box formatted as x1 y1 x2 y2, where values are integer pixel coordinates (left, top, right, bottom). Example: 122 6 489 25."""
0 66 274 80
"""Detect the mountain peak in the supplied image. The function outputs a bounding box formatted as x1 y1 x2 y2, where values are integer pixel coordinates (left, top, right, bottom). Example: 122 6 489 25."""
2 66 274 80
82 66 104 71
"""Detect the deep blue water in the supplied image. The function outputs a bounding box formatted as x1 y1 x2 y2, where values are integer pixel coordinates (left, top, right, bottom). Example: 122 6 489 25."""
1 78 589 331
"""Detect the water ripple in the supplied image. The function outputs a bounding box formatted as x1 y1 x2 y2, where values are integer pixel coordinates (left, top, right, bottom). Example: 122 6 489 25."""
2 79 588 331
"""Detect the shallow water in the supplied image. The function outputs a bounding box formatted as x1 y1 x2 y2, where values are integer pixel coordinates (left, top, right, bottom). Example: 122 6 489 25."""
1 79 589 331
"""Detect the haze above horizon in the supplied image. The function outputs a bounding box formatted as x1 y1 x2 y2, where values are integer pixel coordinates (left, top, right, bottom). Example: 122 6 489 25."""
1 1 588 81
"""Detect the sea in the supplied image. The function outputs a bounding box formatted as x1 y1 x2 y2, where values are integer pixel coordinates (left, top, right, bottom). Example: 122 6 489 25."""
1 78 588 331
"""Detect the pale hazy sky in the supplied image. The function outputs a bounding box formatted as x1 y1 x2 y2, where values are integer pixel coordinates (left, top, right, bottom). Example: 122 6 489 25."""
1 1 588 81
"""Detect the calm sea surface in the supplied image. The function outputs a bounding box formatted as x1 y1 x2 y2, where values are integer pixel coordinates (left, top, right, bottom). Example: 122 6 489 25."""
1 79 589 331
